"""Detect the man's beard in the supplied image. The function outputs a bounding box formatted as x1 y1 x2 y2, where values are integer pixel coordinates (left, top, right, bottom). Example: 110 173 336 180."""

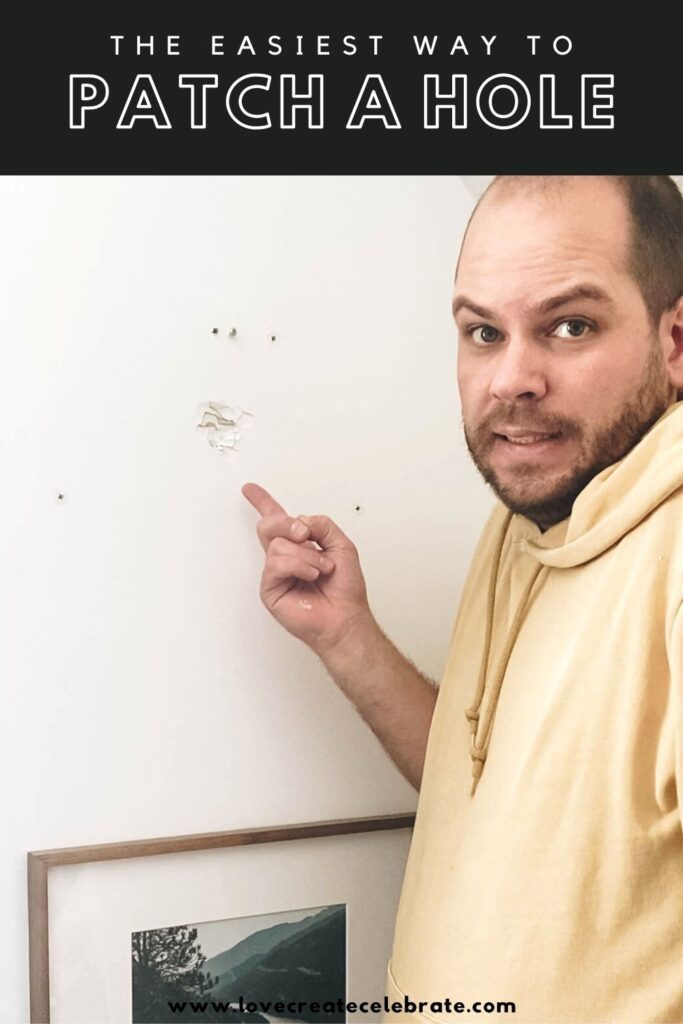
463 340 672 530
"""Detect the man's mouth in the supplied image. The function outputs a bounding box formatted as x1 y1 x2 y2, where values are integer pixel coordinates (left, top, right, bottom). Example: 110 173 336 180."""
495 430 561 446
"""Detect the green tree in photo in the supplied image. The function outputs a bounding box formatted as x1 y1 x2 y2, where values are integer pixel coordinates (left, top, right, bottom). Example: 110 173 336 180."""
132 925 217 1023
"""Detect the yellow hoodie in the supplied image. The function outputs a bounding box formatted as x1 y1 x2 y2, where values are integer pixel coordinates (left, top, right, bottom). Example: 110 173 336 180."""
384 400 683 1024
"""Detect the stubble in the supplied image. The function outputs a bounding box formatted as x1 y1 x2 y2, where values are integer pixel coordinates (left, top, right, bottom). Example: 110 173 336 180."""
463 340 672 530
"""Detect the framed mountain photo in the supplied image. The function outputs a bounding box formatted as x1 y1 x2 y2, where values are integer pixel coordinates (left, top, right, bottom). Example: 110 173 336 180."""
132 903 346 1023
28 814 414 1023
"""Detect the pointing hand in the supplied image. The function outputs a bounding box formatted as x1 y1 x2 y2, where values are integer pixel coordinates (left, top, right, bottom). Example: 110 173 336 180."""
241 482 372 658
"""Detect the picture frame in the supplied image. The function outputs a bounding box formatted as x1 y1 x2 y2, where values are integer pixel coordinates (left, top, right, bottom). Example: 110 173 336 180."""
28 813 415 1024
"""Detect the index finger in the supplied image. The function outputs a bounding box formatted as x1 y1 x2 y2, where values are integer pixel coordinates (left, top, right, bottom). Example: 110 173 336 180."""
241 482 289 518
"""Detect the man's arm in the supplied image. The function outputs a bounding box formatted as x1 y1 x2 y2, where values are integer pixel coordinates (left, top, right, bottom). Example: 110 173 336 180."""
241 483 437 790
316 615 438 790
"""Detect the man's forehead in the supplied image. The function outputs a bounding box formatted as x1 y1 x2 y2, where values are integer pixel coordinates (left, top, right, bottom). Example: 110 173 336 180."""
453 180 633 308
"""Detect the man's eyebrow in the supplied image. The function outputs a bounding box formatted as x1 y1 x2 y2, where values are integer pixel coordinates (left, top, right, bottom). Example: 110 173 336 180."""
536 284 615 314
452 284 615 321
452 296 494 319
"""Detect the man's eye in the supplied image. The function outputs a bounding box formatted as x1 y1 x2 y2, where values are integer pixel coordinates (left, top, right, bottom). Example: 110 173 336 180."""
470 325 501 344
553 318 592 339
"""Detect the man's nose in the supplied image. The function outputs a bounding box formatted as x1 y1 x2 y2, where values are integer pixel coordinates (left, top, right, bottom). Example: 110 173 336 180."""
489 336 548 403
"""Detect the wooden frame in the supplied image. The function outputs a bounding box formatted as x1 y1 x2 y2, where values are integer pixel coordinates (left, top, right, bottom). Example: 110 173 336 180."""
28 812 415 1023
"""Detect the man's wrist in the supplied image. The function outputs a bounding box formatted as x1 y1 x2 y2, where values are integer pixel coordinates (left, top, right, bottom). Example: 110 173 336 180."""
314 610 384 676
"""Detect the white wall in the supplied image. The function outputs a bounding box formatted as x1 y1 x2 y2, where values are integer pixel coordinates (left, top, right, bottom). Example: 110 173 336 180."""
0 175 493 1022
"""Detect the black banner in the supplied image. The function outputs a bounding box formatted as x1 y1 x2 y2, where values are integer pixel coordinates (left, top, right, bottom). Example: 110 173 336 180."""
0 4 678 173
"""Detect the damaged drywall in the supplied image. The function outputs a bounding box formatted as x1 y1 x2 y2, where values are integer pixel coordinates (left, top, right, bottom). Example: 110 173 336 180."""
196 401 254 453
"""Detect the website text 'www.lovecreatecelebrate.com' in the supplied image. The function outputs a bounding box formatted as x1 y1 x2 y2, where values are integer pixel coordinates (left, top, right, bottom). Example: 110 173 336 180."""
167 995 517 1016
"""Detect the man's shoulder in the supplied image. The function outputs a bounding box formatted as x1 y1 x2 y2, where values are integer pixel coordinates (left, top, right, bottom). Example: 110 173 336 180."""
630 480 683 566
456 502 512 601
475 501 511 544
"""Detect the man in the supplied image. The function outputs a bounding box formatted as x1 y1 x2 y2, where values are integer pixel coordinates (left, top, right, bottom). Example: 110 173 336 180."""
242 176 683 1023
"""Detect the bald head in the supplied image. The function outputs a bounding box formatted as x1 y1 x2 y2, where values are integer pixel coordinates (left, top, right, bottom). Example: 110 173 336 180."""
456 175 683 326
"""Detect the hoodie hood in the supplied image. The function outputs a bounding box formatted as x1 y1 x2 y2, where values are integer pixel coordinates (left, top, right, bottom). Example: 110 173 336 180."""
465 400 683 793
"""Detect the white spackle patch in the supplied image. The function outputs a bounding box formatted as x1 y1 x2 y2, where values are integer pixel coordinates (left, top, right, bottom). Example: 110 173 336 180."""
196 401 254 453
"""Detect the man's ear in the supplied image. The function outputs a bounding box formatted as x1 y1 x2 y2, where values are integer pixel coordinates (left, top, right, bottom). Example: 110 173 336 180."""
662 294 683 399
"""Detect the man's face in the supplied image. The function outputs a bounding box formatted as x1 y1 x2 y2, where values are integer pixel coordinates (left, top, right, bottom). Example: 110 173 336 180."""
454 178 675 530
